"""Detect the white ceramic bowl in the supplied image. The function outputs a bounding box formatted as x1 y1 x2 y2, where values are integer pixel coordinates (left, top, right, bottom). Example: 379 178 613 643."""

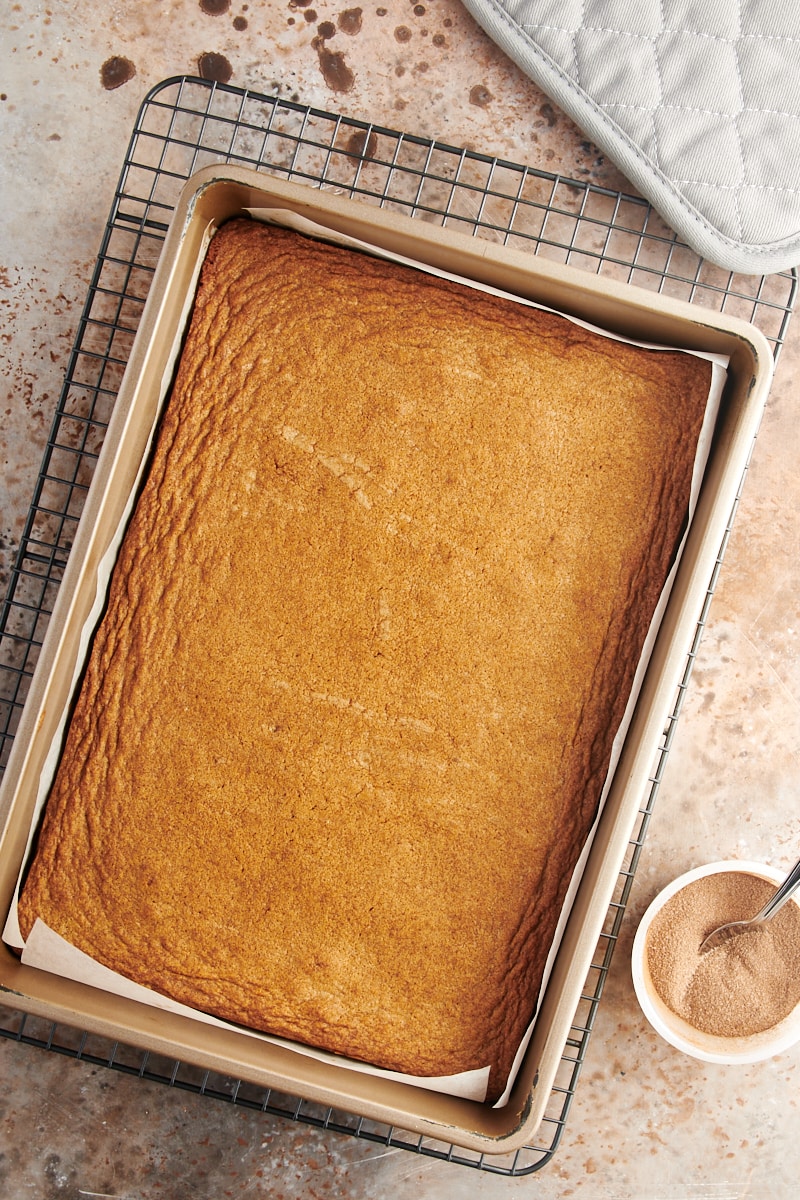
631 860 800 1064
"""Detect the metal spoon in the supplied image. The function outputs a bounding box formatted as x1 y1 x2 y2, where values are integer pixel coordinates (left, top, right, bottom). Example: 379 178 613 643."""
699 856 800 953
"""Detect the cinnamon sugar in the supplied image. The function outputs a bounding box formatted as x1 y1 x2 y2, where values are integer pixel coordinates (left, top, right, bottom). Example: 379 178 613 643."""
646 871 800 1038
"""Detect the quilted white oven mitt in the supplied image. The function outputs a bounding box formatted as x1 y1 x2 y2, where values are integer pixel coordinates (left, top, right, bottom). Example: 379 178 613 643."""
462 0 800 274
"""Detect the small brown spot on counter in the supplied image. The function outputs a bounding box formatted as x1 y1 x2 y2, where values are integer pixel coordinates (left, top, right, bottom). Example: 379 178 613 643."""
342 128 378 159
197 52 233 83
313 38 355 92
100 56 136 91
338 7 362 35
469 83 493 108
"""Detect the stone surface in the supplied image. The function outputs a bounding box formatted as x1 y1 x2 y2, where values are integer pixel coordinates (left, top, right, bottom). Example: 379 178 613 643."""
1 1 798 1197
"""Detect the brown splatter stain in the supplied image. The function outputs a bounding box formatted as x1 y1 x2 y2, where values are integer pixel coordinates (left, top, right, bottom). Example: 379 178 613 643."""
469 83 494 108
317 20 335 38
198 51 233 82
394 25 412 42
100 56 136 91
199 0 230 13
432 33 446 47
338 7 362 35
303 8 317 20
313 38 355 91
343 129 377 159
233 15 248 29
414 4 425 13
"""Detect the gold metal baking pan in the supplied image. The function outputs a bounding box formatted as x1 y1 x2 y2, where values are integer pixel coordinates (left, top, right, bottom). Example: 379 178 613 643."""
0 166 774 1153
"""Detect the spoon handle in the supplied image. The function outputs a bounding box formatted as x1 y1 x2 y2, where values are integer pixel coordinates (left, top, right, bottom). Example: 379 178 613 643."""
755 856 800 923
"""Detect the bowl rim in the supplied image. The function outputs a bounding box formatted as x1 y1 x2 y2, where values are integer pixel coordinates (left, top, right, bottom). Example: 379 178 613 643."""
631 859 800 1063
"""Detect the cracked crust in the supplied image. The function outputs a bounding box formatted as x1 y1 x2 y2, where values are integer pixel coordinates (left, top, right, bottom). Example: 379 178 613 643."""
17 219 712 1100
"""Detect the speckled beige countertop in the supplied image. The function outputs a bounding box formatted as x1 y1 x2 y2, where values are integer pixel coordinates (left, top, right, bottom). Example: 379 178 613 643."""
1 3 798 1197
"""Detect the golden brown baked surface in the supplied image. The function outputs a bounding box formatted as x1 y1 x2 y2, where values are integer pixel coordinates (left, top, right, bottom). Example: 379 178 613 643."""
17 219 712 1100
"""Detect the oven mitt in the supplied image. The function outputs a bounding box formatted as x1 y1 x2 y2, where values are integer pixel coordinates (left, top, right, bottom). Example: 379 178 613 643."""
462 0 800 274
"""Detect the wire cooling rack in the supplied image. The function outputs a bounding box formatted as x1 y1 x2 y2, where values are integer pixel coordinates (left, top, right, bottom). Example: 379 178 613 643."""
0 76 796 1176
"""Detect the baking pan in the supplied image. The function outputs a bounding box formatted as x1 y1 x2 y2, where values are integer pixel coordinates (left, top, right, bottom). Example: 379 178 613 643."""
0 165 774 1153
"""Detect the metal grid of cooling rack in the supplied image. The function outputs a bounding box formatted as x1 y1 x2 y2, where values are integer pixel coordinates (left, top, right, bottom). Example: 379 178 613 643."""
0 76 796 1176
